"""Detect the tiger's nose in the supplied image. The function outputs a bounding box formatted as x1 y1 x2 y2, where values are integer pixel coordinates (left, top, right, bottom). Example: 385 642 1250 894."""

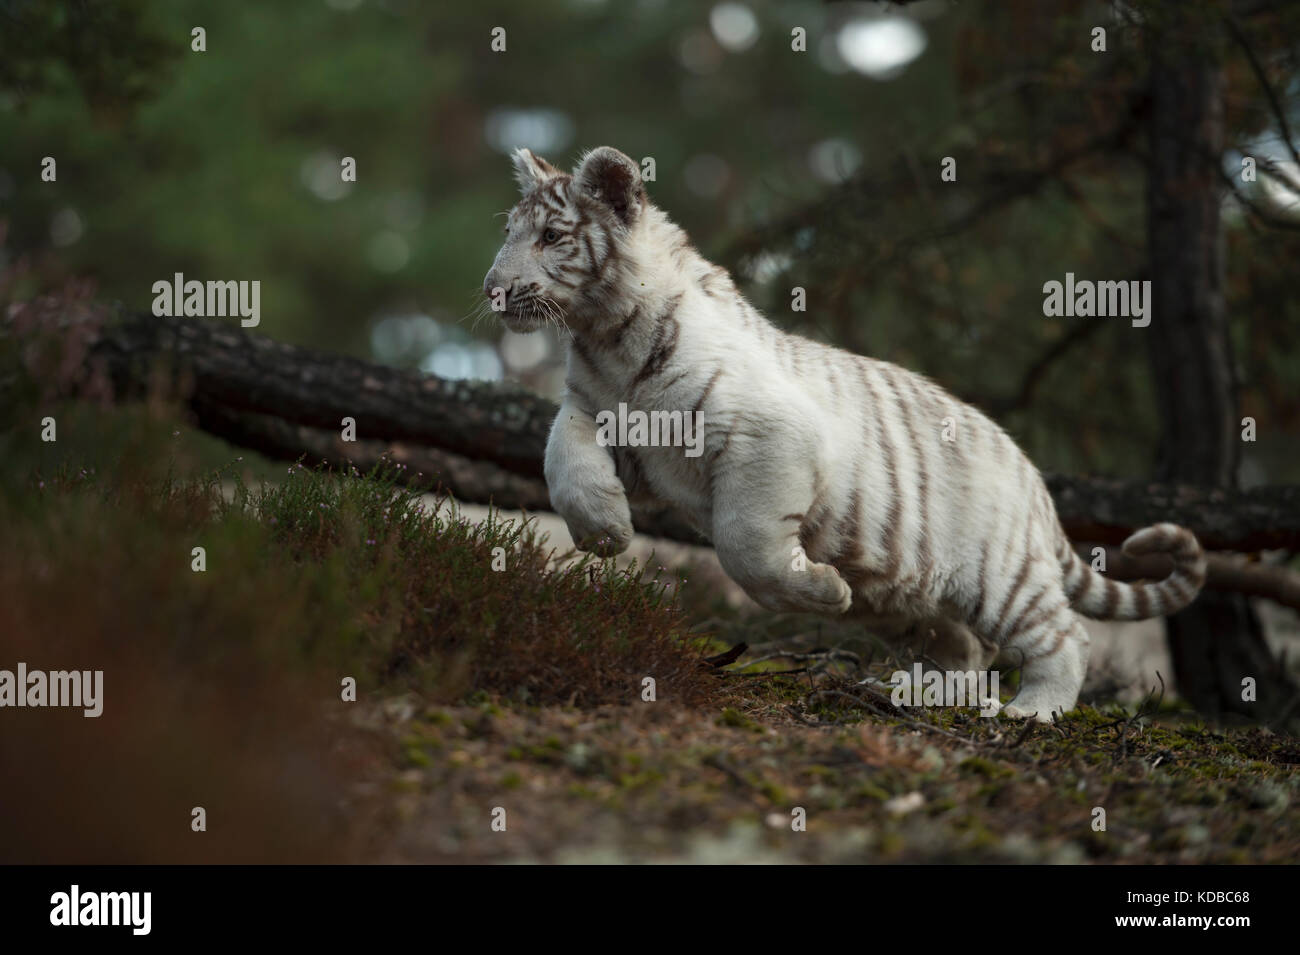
483 274 513 300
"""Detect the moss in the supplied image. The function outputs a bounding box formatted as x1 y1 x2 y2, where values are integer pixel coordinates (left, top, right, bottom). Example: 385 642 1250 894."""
957 818 999 850
855 782 890 802
718 707 764 732
401 743 432 768
389 775 422 794
617 770 665 790
878 830 906 857
759 781 788 804
802 764 839 780
959 756 1014 779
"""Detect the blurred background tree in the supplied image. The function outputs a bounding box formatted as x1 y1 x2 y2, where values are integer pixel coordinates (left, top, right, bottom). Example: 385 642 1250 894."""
4 0 1296 480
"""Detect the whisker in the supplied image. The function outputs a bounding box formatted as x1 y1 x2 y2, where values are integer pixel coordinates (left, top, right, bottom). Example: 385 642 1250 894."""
457 299 490 326
539 295 572 337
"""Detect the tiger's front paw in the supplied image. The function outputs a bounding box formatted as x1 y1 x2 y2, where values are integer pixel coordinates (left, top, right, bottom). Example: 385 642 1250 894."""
1000 700 1065 724
571 522 634 557
549 481 635 557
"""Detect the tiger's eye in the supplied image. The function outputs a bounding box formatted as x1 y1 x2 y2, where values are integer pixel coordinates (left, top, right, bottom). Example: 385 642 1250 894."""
543 228 559 243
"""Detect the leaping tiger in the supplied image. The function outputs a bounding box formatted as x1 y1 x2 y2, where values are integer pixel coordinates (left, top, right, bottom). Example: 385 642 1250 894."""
482 145 1206 722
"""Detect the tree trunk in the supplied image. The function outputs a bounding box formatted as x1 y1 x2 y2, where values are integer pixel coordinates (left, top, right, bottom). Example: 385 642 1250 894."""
1146 6 1293 721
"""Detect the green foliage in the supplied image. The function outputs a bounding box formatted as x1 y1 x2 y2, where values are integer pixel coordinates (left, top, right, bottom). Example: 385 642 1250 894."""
0 1 948 351
4 1 1298 480
0 0 176 113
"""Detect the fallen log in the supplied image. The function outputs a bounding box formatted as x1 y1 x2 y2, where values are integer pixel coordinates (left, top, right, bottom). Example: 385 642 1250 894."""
10 302 1300 560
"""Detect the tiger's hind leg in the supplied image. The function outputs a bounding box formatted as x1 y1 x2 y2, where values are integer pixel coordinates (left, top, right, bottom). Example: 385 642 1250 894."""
710 449 852 616
997 598 1090 723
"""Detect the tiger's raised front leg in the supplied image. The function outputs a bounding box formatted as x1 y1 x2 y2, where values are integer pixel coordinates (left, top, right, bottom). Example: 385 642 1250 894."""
544 396 635 556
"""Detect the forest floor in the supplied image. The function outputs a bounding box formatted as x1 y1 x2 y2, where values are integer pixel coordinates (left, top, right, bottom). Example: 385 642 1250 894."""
2 402 1297 864
361 690 1300 864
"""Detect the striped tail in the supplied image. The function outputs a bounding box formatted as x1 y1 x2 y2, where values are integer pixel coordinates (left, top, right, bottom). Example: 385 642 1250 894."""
1060 523 1206 620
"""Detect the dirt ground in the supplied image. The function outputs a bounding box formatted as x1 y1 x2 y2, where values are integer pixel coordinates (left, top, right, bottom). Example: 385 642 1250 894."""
339 503 1300 864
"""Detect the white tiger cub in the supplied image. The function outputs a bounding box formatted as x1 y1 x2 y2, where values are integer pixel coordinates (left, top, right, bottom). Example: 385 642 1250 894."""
483 146 1207 722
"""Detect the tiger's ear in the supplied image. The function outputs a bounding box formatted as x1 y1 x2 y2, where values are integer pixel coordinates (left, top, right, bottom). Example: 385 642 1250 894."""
573 147 644 226
511 148 562 193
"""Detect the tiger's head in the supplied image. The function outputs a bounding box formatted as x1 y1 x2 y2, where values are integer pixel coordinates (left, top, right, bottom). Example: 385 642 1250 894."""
482 146 646 333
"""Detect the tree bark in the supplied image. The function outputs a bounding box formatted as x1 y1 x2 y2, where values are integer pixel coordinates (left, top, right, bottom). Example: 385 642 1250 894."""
1145 5 1294 722
85 304 554 479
